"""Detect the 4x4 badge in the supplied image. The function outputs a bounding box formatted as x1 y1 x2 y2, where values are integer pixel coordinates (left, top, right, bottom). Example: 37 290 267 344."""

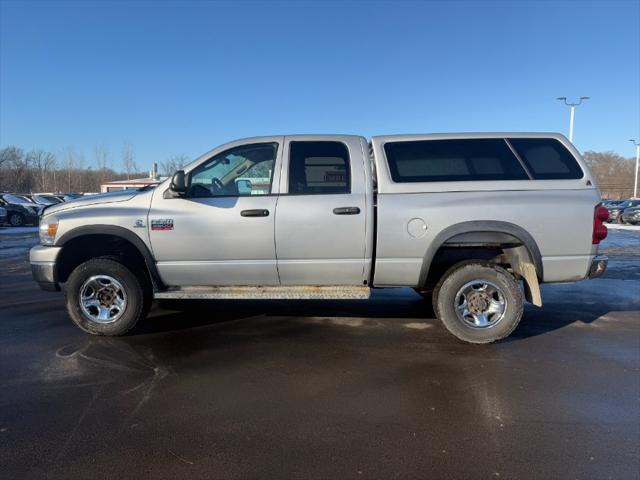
133 219 145 228
151 219 174 231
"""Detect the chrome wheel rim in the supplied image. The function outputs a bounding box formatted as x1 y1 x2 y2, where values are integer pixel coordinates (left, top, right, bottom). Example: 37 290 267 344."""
454 280 507 329
79 275 127 323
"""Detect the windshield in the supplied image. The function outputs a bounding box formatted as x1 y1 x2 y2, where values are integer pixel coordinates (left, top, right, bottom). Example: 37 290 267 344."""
3 194 30 204
617 200 640 208
39 195 61 203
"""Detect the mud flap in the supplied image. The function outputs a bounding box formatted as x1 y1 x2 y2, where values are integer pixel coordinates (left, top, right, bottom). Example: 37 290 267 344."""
502 246 542 307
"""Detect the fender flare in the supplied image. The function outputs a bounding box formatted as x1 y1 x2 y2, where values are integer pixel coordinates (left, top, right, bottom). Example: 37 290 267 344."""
55 225 166 290
418 220 543 286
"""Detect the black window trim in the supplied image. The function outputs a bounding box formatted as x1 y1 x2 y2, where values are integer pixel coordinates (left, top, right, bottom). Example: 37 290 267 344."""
186 141 280 199
504 138 534 180
285 140 352 196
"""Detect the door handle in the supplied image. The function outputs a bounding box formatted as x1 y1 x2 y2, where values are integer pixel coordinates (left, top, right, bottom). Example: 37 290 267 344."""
333 207 360 215
241 209 269 217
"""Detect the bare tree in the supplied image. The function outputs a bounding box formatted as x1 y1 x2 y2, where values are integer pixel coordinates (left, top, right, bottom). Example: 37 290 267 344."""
94 144 110 186
62 147 86 192
28 149 57 192
0 146 32 192
160 154 189 176
584 150 635 199
94 144 109 171
121 142 137 180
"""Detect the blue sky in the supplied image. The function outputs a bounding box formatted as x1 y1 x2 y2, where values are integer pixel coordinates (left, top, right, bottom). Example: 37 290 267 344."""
1 0 639 171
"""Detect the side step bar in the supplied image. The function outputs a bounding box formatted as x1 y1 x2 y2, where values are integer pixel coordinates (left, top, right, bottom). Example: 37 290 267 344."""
154 285 371 300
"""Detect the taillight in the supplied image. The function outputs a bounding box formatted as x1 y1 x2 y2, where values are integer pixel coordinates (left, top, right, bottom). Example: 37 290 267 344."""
593 204 609 244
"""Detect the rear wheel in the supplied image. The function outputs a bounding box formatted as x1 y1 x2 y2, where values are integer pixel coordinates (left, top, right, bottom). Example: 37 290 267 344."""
8 213 24 227
433 262 523 344
65 258 151 335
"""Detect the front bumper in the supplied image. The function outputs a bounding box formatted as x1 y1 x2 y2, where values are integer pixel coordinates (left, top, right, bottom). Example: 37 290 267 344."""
621 213 640 224
588 255 608 279
30 245 62 291
607 210 622 222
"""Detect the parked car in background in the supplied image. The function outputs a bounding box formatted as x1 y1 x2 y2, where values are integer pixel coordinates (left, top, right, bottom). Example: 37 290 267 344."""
0 193 43 217
0 206 6 225
0 198 39 226
29 194 63 206
54 193 83 202
621 206 640 225
606 199 640 223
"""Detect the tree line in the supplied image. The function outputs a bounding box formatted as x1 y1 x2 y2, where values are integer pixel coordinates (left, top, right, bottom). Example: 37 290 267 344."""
583 151 638 199
0 145 189 193
0 144 637 199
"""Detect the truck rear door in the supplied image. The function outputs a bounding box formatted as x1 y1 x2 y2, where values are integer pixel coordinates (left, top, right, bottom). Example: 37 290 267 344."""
274 135 373 285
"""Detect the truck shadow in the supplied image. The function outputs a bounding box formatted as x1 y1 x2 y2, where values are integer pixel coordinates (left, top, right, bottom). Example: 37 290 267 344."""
130 292 622 343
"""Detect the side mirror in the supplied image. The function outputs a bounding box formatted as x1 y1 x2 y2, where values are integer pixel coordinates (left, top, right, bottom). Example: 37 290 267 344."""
236 179 252 195
171 170 187 194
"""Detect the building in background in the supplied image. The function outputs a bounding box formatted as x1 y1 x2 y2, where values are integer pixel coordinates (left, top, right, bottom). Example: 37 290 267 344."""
100 163 166 193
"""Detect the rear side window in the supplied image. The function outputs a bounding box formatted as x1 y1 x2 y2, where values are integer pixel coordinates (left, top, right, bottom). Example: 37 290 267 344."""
288 141 350 194
508 138 583 179
383 139 529 183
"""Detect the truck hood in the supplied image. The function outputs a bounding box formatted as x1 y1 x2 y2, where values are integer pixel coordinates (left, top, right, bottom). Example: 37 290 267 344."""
44 190 139 215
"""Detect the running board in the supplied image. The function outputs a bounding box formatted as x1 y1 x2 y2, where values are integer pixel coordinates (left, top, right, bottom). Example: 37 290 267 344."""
154 285 371 300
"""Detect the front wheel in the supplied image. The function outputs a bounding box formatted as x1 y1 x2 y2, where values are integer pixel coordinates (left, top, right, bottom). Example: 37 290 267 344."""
65 258 151 335
8 213 24 227
433 262 523 344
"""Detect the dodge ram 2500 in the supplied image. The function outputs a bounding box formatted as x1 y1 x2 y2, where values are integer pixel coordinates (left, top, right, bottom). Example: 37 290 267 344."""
30 133 608 343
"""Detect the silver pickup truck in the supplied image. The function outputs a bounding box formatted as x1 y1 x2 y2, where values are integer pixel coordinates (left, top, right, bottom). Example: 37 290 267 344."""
30 133 609 343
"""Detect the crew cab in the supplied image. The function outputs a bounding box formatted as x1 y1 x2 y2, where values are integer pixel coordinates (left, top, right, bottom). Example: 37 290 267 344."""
30 133 608 343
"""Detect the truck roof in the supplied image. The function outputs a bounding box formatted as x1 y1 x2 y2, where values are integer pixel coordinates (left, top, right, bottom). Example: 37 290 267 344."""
233 132 568 142
370 132 568 142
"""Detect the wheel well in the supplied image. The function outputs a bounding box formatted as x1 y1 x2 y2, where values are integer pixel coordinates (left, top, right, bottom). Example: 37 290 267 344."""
422 237 542 307
56 234 150 285
424 245 508 290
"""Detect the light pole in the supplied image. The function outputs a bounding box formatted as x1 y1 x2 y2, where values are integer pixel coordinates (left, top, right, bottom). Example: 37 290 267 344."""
557 96 589 142
630 139 640 199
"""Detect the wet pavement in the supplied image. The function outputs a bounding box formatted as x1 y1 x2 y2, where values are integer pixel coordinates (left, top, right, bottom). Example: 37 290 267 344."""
0 228 638 479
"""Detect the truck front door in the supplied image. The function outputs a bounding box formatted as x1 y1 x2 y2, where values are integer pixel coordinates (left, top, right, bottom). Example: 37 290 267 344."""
275 136 372 285
149 138 283 286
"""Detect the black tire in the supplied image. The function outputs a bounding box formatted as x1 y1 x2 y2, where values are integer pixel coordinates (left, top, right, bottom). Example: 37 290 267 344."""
65 258 151 335
433 262 523 344
8 213 24 227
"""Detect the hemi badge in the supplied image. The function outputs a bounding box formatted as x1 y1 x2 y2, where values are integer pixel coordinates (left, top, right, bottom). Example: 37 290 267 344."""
151 219 174 231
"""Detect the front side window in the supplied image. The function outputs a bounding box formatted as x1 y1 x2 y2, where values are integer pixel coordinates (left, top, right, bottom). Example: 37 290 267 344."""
383 139 529 183
288 141 350 194
188 143 277 197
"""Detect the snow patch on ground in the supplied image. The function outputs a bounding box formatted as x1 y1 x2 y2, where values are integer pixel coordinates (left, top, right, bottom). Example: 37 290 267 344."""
606 223 640 231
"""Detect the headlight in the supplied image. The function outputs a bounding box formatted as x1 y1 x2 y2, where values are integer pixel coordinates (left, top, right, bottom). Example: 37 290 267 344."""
39 219 58 245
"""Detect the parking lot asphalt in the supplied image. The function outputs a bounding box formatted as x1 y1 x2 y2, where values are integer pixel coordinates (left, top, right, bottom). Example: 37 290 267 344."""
1 228 638 479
